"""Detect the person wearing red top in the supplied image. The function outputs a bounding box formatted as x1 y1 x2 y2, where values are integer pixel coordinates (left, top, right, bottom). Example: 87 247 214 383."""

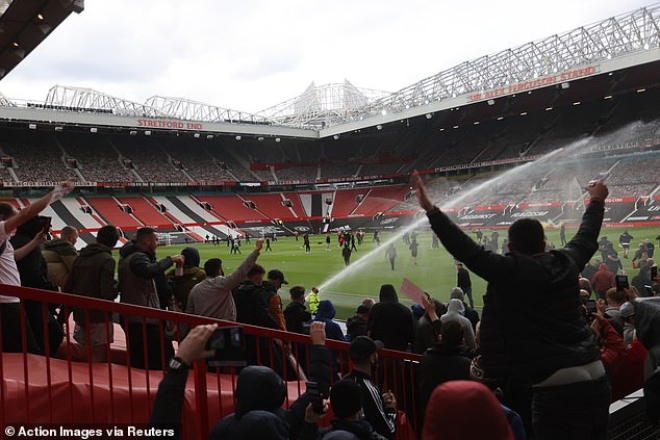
591 263 615 300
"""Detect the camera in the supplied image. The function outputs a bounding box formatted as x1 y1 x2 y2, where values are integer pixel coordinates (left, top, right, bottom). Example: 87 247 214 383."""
205 326 246 367
615 274 629 292
583 299 597 322
305 381 325 414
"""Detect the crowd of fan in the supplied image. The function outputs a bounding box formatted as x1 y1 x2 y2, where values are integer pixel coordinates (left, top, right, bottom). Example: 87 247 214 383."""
2 176 658 440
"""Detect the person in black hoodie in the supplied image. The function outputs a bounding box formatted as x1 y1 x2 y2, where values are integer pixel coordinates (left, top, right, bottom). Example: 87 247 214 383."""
367 284 416 352
419 320 472 425
149 321 332 440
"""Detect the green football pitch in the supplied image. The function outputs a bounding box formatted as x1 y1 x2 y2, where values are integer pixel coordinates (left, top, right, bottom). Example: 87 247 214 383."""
154 224 659 319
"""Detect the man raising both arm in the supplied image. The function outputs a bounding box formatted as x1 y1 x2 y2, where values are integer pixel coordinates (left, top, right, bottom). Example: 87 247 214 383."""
414 172 611 440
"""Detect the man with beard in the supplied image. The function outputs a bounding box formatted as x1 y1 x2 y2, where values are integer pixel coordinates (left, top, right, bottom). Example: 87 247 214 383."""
119 227 184 369
342 336 397 440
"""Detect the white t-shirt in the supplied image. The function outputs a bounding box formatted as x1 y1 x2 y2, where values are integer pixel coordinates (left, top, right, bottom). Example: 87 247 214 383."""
0 221 21 303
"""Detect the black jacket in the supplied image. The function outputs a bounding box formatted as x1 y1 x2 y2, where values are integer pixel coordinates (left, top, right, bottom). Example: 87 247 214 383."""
284 301 312 334
419 343 472 409
367 288 416 351
342 370 396 440
426 201 604 381
233 280 279 329
149 344 331 440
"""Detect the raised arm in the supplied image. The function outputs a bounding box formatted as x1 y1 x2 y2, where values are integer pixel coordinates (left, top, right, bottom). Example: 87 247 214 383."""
5 181 74 233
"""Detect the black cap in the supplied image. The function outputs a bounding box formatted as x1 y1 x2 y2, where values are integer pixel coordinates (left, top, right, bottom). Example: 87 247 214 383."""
267 269 288 284
349 336 383 361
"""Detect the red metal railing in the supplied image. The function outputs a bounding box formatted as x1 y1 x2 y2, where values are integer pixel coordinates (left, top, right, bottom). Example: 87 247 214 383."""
0 285 420 439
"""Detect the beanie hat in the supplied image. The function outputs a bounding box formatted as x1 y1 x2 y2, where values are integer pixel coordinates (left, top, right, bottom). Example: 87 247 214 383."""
469 355 501 389
330 380 363 419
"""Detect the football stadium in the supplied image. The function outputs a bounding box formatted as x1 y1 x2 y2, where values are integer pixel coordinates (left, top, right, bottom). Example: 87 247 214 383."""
0 1 659 439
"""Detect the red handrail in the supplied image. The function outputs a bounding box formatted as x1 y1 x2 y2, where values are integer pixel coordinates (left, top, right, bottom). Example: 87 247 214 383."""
0 284 420 439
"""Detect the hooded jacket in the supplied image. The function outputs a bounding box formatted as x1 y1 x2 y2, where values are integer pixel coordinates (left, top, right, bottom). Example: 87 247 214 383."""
366 285 416 351
42 238 78 287
440 299 476 348
188 366 289 439
65 242 117 323
208 345 333 440
591 263 615 294
422 381 514 440
314 299 346 341
427 201 603 380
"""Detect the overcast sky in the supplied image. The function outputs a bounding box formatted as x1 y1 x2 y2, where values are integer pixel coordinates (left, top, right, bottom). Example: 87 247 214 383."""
0 0 655 113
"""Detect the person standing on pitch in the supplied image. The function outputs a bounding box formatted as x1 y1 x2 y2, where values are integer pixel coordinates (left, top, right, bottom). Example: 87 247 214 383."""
385 243 397 270
455 262 474 309
414 172 611 440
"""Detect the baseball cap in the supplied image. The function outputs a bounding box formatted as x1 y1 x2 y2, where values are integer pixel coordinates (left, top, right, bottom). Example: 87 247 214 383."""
267 269 288 284
349 336 384 361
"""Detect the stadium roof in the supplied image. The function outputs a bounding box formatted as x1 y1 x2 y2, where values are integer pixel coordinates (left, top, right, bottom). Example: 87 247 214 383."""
0 0 83 80
0 2 658 139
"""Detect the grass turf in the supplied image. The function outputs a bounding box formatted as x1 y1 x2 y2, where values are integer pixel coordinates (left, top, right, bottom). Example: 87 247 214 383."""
153 225 659 320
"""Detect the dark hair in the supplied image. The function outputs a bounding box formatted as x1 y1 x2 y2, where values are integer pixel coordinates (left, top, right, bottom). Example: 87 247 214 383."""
96 225 120 248
136 227 156 239
247 264 266 277
508 218 545 255
289 285 305 298
0 202 14 219
440 321 464 347
204 258 222 277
